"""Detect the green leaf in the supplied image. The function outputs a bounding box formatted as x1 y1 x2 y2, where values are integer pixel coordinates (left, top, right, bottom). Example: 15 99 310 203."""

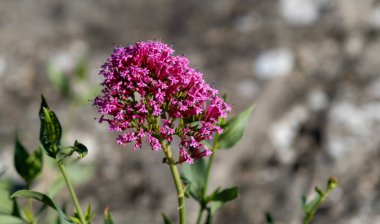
265 212 275 224
181 158 207 202
103 208 114 224
301 195 307 212
208 186 239 203
0 187 13 215
161 213 172 224
23 207 36 224
11 190 73 224
70 204 94 224
0 214 25 224
302 177 338 224
84 205 95 223
39 95 62 158
315 187 324 197
217 105 255 149
46 62 70 96
207 186 239 215
56 140 88 162
75 58 87 81
14 138 43 186
205 208 213 224
69 216 81 224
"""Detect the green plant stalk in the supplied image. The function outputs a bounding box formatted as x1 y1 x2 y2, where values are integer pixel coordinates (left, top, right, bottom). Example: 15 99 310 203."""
195 206 204 224
24 204 37 224
24 183 37 224
196 134 220 224
161 141 186 224
57 161 86 224
303 188 334 224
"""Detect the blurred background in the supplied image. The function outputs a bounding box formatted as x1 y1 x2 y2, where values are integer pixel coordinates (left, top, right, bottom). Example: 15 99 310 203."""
1 0 380 223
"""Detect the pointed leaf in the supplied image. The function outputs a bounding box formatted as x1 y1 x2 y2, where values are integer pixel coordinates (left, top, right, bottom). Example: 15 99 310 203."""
83 204 95 223
39 95 62 158
315 187 324 197
161 213 172 224
57 141 88 162
301 195 307 212
0 214 25 224
69 216 81 224
265 212 275 224
103 208 114 224
208 186 239 202
14 138 43 186
0 187 13 214
217 105 254 149
11 190 73 224
181 158 207 202
208 186 239 214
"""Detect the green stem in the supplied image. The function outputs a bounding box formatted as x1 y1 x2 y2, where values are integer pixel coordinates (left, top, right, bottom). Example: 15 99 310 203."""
195 206 204 224
161 141 186 224
196 134 220 224
303 188 333 224
57 162 86 224
203 148 216 198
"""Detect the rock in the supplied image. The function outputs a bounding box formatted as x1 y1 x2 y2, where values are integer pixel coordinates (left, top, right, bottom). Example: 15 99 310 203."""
254 48 294 80
234 15 259 33
279 0 320 26
308 89 329 112
270 105 309 164
327 101 380 159
236 79 260 98
368 5 380 29
50 40 88 73
367 77 380 99
337 0 372 29
0 56 6 78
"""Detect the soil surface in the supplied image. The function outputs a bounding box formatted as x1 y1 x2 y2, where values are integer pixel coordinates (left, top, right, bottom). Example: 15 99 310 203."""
1 0 380 223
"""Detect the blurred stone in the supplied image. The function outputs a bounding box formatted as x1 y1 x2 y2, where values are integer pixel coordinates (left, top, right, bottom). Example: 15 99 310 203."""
254 48 294 80
270 105 309 164
50 40 88 73
308 89 329 112
358 41 380 78
0 56 6 78
327 101 380 159
3 62 36 97
234 15 259 33
280 0 320 26
337 0 372 28
344 34 364 57
368 5 380 29
236 79 260 98
367 77 380 99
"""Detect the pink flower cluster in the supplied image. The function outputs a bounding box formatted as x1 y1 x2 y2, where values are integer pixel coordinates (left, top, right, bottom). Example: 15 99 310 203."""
94 41 231 164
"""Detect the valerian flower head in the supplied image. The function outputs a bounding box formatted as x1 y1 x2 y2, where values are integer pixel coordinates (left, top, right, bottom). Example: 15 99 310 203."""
94 41 231 164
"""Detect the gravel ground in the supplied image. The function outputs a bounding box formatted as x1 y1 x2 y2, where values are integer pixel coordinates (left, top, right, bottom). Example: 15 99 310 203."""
1 0 380 223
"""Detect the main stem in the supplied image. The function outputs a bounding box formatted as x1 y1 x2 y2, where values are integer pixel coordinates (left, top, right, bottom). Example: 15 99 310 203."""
161 141 186 224
303 188 333 224
196 135 220 224
58 162 86 224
